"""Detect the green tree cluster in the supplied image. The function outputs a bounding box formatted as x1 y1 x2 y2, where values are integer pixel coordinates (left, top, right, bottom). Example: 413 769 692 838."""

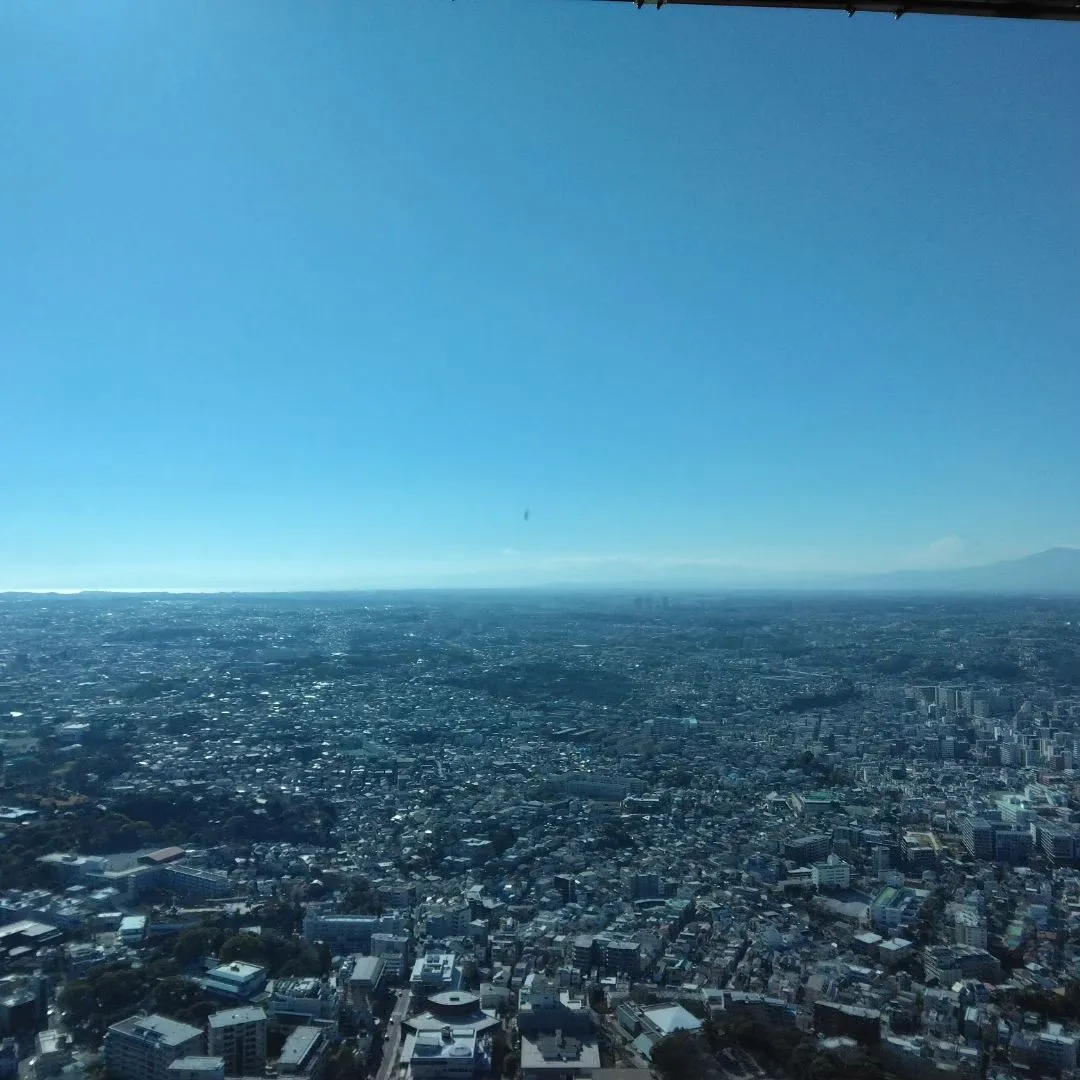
322 1046 360 1080
653 1015 885 1080
338 879 381 916
0 788 332 889
59 965 152 1042
651 1030 722 1080
219 930 330 977
151 977 218 1027
1009 984 1080 1023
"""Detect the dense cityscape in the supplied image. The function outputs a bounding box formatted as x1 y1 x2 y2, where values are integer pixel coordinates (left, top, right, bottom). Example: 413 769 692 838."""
2 591 1080 1080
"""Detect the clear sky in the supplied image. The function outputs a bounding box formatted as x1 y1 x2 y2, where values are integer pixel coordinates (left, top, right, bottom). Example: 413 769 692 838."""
2 0 1078 590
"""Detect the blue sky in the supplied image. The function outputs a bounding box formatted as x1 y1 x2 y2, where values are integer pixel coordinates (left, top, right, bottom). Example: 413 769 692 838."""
1 0 1078 589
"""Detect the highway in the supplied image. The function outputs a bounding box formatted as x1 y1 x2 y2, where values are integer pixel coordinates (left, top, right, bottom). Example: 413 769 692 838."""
374 989 412 1080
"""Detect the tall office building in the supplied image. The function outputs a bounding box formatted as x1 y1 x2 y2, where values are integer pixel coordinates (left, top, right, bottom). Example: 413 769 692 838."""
104 1015 204 1080
630 873 661 901
553 874 576 904
0 1040 17 1080
961 818 997 860
207 1008 266 1078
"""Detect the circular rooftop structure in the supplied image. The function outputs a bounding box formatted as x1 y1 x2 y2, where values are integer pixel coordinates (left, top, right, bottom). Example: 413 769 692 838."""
427 990 481 1019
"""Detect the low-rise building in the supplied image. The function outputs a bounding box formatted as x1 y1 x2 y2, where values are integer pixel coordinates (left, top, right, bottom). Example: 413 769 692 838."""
277 1026 330 1079
34 1030 70 1078
401 1027 491 1079
811 855 852 890
158 866 233 901
878 937 914 968
813 1002 881 1043
302 909 403 955
198 962 268 1002
411 954 464 997
924 946 1001 986
267 978 340 1029
1036 1026 1079 1074
517 974 591 1038
118 915 148 946
520 1032 600 1080
166 1057 225 1080
870 886 921 932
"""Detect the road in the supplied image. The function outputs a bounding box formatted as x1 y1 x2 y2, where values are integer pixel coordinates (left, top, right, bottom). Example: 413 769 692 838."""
374 989 412 1080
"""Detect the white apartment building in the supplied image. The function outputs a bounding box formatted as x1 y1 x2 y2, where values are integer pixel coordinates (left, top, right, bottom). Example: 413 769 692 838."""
411 954 464 997
953 910 989 950
207 1007 267 1077
302 908 404 954
104 1015 204 1080
811 855 852 890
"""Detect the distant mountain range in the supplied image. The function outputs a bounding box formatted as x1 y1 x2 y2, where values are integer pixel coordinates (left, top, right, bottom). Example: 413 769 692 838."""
849 546 1080 595
538 547 1080 595
5 547 1079 597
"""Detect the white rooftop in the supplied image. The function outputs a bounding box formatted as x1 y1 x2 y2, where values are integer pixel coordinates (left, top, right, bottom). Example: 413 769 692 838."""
208 961 264 980
405 1029 477 1062
208 1007 266 1028
167 1058 224 1074
114 1015 203 1047
643 1004 703 1035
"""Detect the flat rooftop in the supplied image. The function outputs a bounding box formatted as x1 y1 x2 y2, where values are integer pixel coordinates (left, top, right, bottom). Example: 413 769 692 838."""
208 961 265 981
167 1058 224 1074
208 1007 266 1028
111 1014 203 1046
278 1026 323 1068
521 1034 601 1070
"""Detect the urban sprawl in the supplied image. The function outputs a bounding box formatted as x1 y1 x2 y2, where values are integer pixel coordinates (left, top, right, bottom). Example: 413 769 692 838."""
1 592 1080 1080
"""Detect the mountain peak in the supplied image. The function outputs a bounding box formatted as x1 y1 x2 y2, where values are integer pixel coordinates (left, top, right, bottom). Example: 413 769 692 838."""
878 546 1080 594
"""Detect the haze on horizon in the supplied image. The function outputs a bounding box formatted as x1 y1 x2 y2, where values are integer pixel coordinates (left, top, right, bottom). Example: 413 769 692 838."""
1 0 1078 593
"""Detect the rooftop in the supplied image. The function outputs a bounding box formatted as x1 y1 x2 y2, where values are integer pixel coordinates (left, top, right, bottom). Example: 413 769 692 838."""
277 1026 323 1068
407 1028 477 1062
521 1034 601 1070
140 846 187 865
348 956 385 983
642 1004 702 1035
167 1058 224 1074
111 1015 203 1047
208 1007 267 1028
207 961 265 982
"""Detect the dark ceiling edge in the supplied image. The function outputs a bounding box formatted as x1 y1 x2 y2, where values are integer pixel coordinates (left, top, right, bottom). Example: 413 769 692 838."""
604 0 1080 20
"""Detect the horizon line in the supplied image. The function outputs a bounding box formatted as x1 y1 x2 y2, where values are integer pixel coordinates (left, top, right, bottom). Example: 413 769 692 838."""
2 585 1079 598
1 544 1076 597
